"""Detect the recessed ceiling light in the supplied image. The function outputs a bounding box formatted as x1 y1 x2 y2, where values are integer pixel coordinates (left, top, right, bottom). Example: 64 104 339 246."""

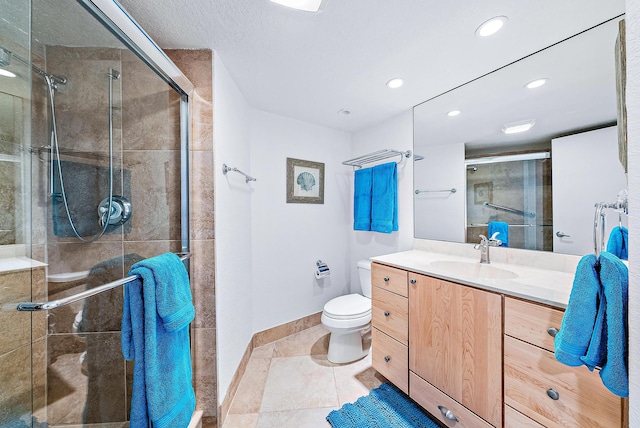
337 109 350 116
525 78 548 89
0 69 16 78
502 119 536 134
269 0 326 12
475 16 508 37
447 110 461 117
386 78 404 89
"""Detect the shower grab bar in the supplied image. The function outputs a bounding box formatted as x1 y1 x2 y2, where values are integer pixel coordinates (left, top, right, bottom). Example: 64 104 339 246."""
415 188 456 194
483 202 536 218
16 252 191 312
342 149 412 169
222 164 256 183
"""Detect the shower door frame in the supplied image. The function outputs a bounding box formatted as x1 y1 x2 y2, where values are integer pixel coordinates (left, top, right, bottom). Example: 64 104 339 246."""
78 0 194 257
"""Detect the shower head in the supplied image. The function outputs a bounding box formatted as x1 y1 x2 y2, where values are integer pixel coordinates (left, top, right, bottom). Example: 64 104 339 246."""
0 48 11 67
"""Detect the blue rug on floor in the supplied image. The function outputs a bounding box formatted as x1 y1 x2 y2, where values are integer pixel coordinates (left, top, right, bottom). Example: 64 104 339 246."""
327 383 439 427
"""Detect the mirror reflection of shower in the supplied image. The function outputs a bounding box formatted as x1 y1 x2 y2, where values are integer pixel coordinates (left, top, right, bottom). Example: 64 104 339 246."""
44 65 132 242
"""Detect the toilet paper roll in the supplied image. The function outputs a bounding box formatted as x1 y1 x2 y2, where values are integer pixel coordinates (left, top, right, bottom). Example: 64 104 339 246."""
315 260 330 279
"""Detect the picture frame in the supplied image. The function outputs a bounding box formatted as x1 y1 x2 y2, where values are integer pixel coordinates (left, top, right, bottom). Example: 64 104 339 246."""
286 157 325 204
474 182 493 205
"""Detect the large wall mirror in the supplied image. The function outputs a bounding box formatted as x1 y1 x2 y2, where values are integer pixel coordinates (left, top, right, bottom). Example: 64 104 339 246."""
413 16 628 256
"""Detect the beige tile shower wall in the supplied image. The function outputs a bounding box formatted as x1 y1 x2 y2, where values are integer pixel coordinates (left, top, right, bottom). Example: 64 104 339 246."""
165 49 216 422
0 267 47 426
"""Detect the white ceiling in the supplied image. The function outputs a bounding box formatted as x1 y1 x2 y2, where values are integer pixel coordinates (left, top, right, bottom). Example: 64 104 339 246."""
83 1 627 131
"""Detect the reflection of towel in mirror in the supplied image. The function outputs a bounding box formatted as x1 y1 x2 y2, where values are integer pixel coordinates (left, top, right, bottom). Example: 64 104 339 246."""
370 162 398 233
488 221 508 247
606 226 628 260
353 167 373 230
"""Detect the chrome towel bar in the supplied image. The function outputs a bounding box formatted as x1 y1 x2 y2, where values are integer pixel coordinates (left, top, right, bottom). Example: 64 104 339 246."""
222 163 256 183
342 149 411 169
415 188 456 194
16 252 192 312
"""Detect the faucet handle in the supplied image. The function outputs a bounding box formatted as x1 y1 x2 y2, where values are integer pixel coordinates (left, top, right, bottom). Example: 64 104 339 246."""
489 232 500 241
478 234 488 243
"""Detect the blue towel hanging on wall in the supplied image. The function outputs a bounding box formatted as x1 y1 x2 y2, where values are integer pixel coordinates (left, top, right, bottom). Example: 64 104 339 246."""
353 167 373 230
554 252 629 398
607 226 628 260
371 162 398 233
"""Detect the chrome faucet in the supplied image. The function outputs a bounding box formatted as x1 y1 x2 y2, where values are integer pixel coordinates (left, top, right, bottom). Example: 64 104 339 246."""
473 233 502 264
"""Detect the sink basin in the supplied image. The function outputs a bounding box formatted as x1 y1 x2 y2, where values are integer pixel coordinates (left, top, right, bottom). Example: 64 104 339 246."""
430 260 519 280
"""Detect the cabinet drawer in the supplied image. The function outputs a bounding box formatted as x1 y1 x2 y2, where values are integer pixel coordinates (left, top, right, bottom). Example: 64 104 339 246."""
409 372 493 428
504 297 564 352
505 405 545 428
372 328 408 394
371 263 408 297
504 335 623 428
372 286 408 345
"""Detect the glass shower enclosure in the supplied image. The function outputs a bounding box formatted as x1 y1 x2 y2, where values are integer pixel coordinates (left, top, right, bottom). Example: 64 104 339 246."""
0 0 192 426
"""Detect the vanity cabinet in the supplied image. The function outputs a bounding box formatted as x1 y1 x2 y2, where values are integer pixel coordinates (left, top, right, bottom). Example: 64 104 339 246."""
409 273 503 427
503 297 626 428
371 263 409 393
371 262 627 428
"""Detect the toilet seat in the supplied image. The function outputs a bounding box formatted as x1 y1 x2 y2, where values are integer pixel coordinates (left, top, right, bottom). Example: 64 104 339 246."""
322 294 371 320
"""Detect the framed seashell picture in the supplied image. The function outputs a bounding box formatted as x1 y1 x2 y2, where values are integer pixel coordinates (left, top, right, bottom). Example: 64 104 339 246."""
286 157 325 204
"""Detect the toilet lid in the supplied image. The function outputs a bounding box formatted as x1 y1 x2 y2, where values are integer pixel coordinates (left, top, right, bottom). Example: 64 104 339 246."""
323 294 371 319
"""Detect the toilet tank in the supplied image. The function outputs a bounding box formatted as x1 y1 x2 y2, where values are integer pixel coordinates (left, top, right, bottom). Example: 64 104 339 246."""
357 259 372 298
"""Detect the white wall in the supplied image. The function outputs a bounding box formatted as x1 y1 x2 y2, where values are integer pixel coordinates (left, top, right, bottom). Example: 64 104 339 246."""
213 55 254 404
626 0 639 424
413 143 465 242
349 111 414 288
249 109 353 333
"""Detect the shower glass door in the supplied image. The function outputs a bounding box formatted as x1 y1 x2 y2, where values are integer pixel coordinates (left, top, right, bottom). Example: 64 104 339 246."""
1 0 189 426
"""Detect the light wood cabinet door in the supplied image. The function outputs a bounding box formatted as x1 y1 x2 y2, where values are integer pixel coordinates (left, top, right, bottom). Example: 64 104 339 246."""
409 274 503 427
372 285 408 345
371 263 408 296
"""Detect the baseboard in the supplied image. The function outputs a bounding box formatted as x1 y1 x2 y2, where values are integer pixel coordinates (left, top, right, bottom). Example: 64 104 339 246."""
217 311 322 426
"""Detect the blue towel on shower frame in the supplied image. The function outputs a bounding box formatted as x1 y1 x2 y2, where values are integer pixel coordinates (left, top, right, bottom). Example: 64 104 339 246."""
371 162 398 233
122 253 196 428
353 167 373 230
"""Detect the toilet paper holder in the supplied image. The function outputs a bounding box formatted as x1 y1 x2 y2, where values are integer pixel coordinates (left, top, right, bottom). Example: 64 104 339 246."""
315 260 330 279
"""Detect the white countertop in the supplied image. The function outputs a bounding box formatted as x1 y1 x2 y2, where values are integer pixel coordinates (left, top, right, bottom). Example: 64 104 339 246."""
371 249 575 309
0 256 47 274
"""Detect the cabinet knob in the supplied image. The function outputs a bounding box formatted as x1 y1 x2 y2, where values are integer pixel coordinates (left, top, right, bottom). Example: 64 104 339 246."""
410 278 416 284
547 327 559 337
383 276 390 282
384 311 390 317
547 388 560 400
437 405 459 422
384 356 391 363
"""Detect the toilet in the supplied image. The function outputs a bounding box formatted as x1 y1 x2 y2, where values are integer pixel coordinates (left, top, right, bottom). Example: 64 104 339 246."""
321 259 372 363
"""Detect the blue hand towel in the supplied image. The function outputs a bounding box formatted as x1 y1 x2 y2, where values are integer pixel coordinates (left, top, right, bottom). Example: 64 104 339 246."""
554 254 600 366
354 167 373 231
607 226 628 260
122 253 196 428
581 252 629 397
488 221 508 247
371 162 398 233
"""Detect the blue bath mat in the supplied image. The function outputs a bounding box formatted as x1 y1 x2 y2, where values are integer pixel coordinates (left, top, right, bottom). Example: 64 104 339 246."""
327 382 439 427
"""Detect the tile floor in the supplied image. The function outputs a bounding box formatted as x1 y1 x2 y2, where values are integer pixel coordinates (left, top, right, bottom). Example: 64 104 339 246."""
222 324 386 428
